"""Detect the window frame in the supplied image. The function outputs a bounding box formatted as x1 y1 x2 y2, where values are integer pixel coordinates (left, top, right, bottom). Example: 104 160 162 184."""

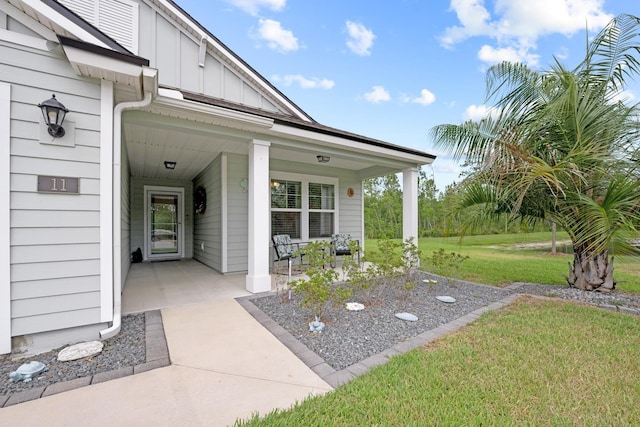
270 172 339 242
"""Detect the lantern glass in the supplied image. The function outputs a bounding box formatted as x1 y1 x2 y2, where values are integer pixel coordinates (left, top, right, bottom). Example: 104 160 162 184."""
38 94 68 138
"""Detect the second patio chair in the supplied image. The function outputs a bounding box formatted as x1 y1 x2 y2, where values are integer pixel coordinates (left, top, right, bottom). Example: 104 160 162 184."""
330 233 360 268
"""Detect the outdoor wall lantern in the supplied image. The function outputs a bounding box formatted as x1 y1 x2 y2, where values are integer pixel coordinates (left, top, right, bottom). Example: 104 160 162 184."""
164 161 177 170
38 94 69 138
317 155 330 163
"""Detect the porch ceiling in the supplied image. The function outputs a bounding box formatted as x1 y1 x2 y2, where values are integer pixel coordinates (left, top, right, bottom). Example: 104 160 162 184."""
122 109 416 182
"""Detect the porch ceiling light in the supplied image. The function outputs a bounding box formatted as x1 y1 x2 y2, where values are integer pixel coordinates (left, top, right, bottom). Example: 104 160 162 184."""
317 155 330 163
38 94 69 138
164 161 177 170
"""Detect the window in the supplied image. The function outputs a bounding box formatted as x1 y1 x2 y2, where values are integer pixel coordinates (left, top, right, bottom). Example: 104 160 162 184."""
308 183 334 238
271 174 337 241
271 180 301 239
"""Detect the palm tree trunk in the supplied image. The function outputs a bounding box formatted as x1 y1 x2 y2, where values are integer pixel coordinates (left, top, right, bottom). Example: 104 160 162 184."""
567 246 615 291
551 222 557 254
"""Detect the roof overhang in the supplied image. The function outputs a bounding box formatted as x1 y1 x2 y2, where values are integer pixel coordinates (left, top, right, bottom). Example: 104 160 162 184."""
179 89 435 167
59 36 157 99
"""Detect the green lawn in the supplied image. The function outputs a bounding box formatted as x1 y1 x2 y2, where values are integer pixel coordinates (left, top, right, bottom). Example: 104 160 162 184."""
365 232 640 294
236 298 640 426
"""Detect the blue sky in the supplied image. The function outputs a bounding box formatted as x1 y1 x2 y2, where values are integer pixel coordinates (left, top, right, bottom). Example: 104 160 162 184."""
175 0 636 192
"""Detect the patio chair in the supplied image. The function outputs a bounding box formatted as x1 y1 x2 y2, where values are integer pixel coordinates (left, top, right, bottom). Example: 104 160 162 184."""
330 233 360 268
272 234 299 280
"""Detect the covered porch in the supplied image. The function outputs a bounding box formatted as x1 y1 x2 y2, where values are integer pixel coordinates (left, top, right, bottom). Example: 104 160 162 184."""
119 88 431 298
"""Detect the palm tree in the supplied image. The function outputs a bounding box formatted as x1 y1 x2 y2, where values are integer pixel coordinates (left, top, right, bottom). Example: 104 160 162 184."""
431 14 640 291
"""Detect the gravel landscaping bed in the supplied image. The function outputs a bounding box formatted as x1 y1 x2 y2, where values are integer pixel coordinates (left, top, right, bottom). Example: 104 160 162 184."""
2 274 639 399
251 271 640 371
0 313 146 396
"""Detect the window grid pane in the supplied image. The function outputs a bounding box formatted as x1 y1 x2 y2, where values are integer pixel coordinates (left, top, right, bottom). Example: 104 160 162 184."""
309 183 334 210
271 212 301 239
309 212 334 238
271 180 301 209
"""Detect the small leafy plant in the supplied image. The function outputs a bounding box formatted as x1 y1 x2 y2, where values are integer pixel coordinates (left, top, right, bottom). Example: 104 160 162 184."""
426 248 469 285
289 241 341 321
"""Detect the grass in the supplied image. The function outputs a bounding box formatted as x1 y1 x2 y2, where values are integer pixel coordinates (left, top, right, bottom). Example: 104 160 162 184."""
364 232 640 294
236 297 640 426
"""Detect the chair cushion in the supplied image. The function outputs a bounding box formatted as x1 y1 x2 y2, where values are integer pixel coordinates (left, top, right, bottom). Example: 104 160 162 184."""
273 234 293 259
332 233 351 252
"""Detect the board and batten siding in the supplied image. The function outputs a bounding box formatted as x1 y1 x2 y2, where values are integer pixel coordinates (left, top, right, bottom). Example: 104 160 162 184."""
3 36 104 336
129 177 193 259
193 155 222 271
133 0 281 114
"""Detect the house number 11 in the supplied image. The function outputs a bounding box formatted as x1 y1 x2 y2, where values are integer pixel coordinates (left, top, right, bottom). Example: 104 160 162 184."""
37 175 79 194
50 177 66 191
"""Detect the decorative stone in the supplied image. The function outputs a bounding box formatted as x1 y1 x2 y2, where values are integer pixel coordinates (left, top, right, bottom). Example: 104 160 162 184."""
9 361 48 383
395 312 418 322
57 341 104 362
436 296 456 303
423 279 438 284
346 302 365 311
309 319 325 332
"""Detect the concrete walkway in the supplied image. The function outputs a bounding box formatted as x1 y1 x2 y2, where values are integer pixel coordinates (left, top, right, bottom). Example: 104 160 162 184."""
0 261 333 426
1 260 523 425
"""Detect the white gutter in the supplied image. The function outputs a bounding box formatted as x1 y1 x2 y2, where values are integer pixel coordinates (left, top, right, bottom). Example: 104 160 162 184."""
100 91 154 339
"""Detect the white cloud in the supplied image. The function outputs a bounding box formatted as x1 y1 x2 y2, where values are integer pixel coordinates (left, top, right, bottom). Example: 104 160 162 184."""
255 19 298 52
441 0 613 67
225 0 286 16
433 157 463 174
272 74 335 89
477 44 540 66
463 104 493 121
364 86 391 103
441 0 493 48
411 89 436 106
346 21 375 56
611 89 636 105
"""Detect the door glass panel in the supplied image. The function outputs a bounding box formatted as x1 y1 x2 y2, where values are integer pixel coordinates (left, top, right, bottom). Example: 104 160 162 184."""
151 195 178 255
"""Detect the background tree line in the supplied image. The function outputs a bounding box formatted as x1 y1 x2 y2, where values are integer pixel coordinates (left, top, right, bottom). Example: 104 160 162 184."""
363 167 550 240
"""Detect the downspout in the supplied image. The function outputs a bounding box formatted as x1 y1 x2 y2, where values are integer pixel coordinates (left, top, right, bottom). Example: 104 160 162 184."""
100 91 153 339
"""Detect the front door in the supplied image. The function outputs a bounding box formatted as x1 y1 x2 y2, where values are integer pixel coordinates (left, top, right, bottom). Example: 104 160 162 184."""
145 186 184 260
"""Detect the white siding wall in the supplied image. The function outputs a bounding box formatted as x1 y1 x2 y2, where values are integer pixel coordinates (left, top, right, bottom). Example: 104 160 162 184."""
193 156 222 271
129 177 193 259
3 38 103 336
120 141 131 285
226 154 248 273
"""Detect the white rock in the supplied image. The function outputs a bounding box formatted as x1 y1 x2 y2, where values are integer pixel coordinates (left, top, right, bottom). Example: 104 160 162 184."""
346 302 365 311
57 341 104 362
436 295 456 303
395 312 418 322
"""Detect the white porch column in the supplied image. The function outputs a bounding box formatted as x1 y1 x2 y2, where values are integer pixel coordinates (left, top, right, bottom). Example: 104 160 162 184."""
246 139 272 293
403 167 419 243
0 83 10 354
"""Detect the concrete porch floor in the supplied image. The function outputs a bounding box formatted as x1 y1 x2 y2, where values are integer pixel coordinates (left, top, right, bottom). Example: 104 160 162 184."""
121 258 251 314
1 259 332 426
